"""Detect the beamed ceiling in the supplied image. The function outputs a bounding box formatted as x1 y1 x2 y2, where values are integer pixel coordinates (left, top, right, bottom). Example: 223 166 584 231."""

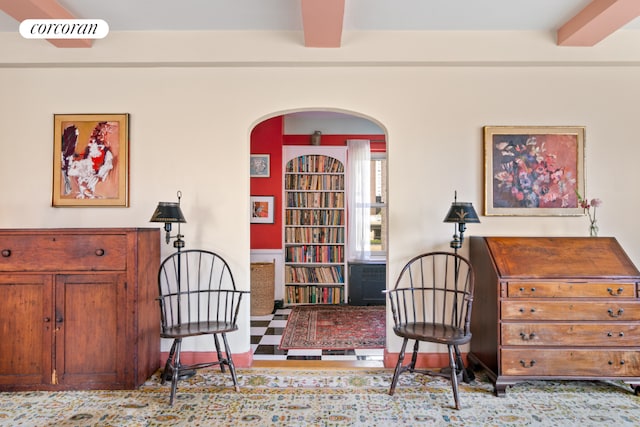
0 0 638 49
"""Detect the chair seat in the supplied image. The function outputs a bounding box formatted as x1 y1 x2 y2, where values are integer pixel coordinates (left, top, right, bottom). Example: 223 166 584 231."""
393 322 471 346
161 321 238 338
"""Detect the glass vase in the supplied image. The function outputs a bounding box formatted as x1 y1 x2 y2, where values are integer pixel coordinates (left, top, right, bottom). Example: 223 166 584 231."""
589 222 599 237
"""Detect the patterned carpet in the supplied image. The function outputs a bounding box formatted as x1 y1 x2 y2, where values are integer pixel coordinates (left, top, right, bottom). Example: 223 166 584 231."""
279 305 386 350
0 368 639 426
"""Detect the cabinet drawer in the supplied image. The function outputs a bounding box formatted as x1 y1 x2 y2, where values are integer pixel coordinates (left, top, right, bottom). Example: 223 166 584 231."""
506 282 637 298
501 349 640 376
502 322 640 346
501 301 640 321
0 234 127 272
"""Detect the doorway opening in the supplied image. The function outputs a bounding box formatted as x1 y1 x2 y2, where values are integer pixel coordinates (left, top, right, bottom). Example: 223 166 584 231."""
249 110 388 365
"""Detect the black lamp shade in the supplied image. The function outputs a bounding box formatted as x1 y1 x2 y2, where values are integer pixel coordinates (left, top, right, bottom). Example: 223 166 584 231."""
444 202 480 224
150 202 187 223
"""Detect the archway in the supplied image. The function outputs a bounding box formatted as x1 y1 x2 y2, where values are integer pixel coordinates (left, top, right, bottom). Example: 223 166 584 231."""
249 109 389 363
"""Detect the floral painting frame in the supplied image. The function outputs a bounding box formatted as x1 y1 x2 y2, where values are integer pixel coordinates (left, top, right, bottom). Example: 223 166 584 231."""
250 154 270 178
484 126 585 216
250 196 275 223
53 114 129 207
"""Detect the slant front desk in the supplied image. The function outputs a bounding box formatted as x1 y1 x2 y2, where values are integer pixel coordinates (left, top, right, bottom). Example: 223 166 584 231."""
469 236 640 396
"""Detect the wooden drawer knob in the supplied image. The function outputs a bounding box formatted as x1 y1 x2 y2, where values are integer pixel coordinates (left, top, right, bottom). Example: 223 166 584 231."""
1 249 10 257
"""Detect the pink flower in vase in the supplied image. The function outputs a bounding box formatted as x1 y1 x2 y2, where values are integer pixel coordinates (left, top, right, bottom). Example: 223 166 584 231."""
576 192 602 236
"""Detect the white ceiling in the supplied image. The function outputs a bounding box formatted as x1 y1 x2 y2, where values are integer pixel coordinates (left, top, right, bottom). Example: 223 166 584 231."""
1 0 639 33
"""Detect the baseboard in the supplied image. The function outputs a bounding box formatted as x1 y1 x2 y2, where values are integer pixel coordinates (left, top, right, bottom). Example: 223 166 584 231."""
383 351 469 369
159 351 253 368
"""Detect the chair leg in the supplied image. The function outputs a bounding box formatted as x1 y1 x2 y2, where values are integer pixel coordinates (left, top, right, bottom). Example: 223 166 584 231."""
169 339 183 406
409 340 420 370
161 340 178 385
221 333 241 392
454 345 474 383
388 338 409 396
448 345 461 410
213 334 226 374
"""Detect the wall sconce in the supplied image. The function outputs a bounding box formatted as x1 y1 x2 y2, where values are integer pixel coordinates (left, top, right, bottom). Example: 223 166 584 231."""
311 130 322 146
443 191 480 253
150 190 187 251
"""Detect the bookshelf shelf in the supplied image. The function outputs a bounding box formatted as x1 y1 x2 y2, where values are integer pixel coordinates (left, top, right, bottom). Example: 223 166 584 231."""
283 146 347 305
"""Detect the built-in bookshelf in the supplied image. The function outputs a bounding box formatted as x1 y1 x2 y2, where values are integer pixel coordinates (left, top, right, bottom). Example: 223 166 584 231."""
283 146 347 305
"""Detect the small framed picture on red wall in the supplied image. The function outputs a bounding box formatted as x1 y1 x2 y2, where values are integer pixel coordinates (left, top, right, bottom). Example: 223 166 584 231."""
250 154 270 178
250 196 274 223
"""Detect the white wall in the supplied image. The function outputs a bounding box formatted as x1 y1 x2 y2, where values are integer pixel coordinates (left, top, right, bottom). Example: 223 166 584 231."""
2 30 640 355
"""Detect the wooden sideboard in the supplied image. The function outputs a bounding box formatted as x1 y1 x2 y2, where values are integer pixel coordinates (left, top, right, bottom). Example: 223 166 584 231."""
468 236 640 396
0 228 160 391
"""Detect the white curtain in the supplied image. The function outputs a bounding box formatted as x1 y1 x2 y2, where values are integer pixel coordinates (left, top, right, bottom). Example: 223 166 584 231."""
347 139 371 261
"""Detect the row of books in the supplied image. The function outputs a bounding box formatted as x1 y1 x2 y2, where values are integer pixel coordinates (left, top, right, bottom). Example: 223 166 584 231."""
284 265 345 283
285 245 344 263
285 209 344 226
284 227 344 244
285 174 344 191
286 192 344 208
285 285 344 305
285 155 345 173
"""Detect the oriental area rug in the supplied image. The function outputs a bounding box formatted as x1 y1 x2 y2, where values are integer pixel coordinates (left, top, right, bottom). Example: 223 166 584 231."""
279 304 386 350
0 369 638 426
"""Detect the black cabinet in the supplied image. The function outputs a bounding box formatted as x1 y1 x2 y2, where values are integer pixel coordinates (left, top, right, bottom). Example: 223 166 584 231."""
348 262 386 305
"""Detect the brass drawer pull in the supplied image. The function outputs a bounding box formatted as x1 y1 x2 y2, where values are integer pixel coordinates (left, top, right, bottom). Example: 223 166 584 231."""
607 332 625 337
608 360 626 365
519 332 536 341
518 307 536 313
95 248 105 256
519 360 536 368
607 308 624 318
1 249 10 257
607 287 624 296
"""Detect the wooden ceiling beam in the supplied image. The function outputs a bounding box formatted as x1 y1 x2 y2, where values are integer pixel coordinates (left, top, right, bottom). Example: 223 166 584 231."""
558 0 640 46
0 0 92 48
301 0 345 48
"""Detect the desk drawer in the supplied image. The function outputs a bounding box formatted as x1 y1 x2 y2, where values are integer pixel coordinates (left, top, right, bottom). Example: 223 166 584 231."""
501 301 640 321
501 349 640 376
506 282 637 298
0 234 127 272
502 322 640 346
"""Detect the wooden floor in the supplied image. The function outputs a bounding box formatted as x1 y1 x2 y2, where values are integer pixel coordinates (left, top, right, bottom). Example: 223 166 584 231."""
251 359 386 369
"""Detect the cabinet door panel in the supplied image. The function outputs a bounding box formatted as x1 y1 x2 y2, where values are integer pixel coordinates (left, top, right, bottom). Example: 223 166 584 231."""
55 274 126 388
0 275 52 388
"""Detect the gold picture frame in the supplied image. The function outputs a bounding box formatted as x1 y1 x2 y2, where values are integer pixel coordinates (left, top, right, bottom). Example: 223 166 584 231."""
484 126 585 216
53 114 129 207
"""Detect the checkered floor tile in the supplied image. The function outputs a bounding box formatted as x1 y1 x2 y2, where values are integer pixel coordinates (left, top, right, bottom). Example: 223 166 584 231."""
251 308 385 362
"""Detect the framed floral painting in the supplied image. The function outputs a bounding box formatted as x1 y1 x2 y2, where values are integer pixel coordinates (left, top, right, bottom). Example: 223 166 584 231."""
484 126 585 216
52 114 129 207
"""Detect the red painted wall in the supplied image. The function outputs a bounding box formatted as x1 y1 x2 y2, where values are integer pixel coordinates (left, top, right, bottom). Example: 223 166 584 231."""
250 122 386 250
250 117 284 249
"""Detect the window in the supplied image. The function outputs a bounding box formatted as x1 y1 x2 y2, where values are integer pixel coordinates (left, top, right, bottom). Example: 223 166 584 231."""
369 153 387 256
